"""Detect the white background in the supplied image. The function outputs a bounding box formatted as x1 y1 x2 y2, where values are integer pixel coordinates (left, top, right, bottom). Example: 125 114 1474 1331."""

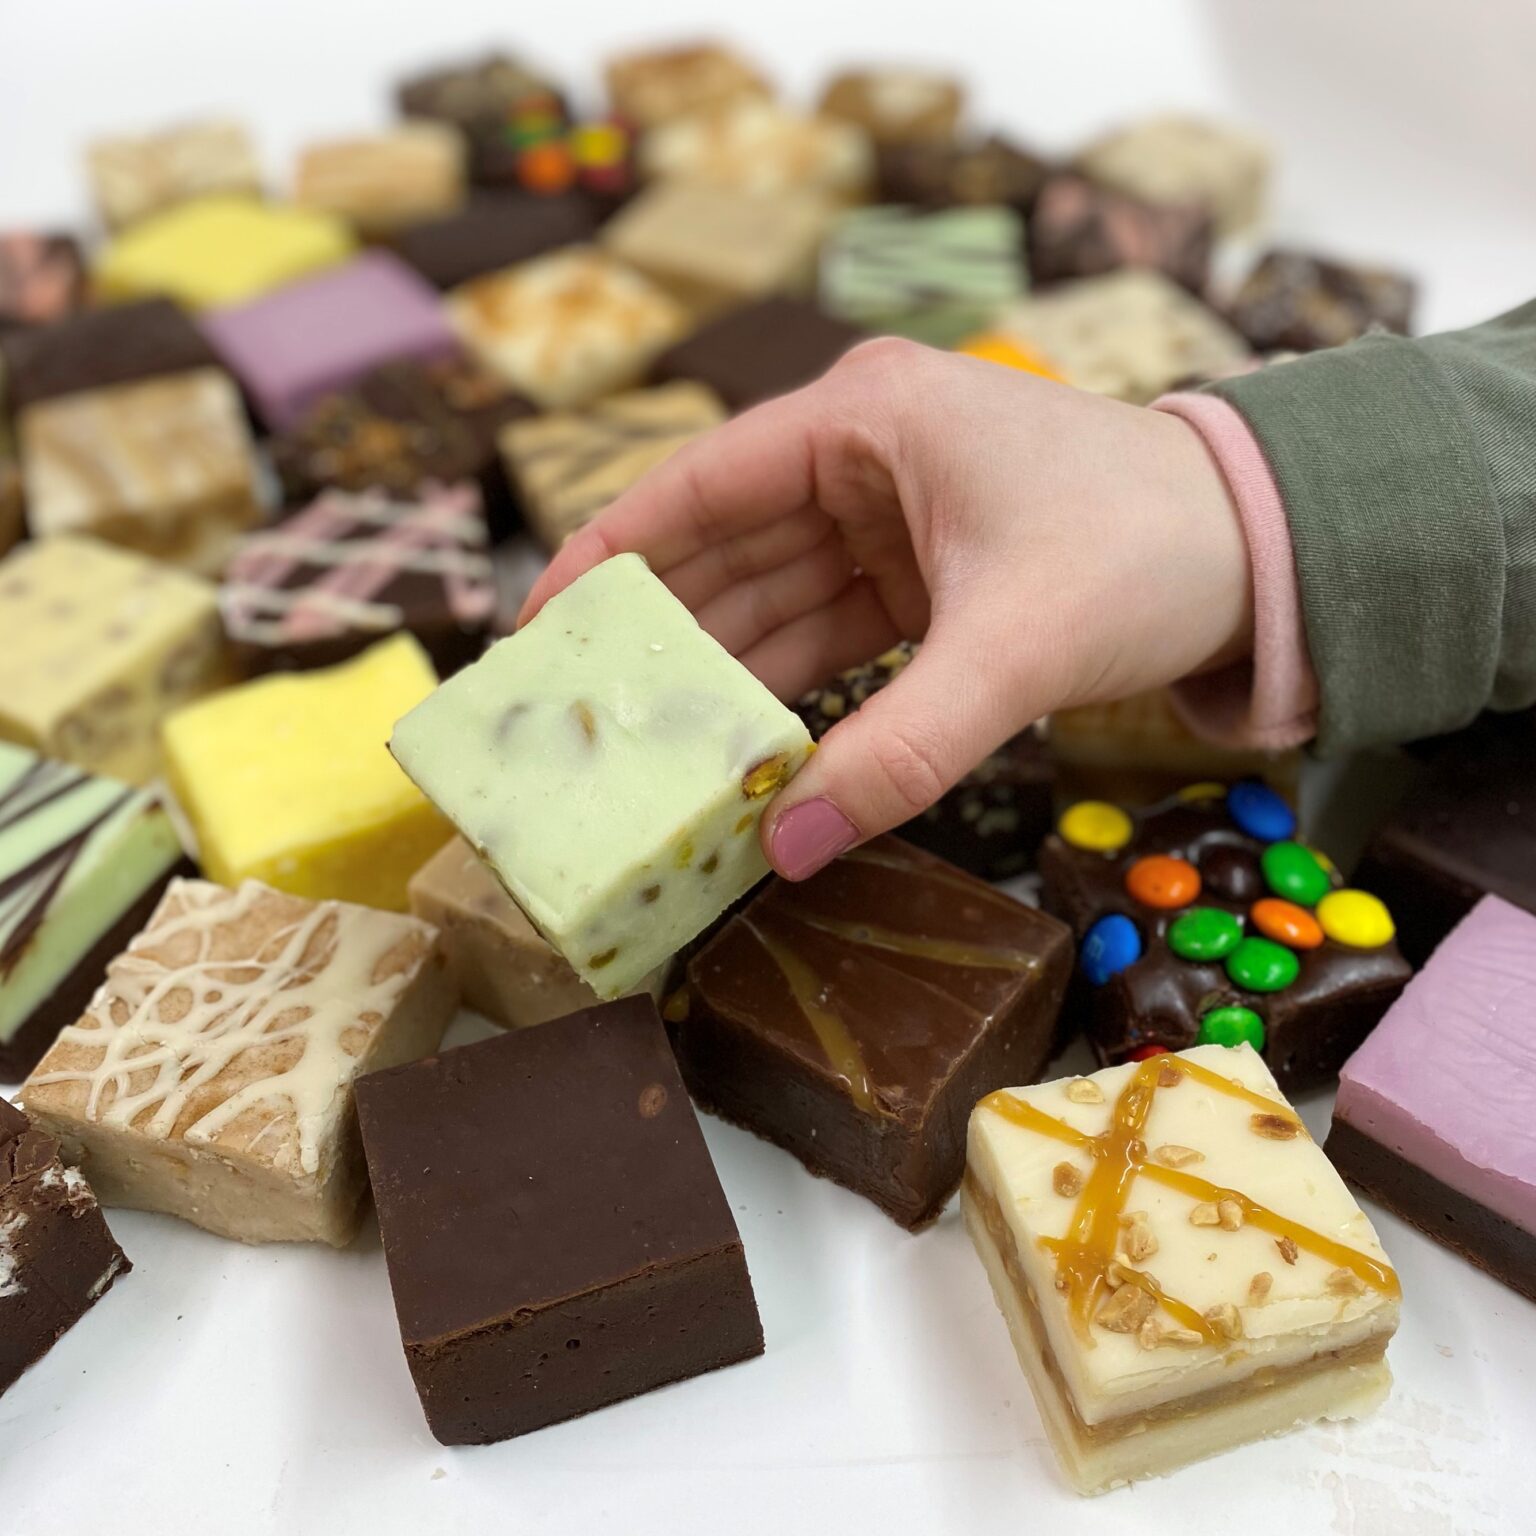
3 2 1535 1532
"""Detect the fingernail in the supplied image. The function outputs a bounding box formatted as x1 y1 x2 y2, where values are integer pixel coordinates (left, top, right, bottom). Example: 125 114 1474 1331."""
769 798 859 881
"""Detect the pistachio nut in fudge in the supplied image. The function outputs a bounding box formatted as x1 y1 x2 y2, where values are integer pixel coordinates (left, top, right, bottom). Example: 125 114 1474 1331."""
389 553 813 998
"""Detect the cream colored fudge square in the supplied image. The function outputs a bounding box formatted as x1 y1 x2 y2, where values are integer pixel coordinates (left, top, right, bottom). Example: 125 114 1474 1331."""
19 878 455 1246
447 247 690 410
605 43 773 131
390 553 813 998
817 69 964 147
294 123 466 233
0 536 227 786
964 1044 1400 1494
87 118 262 231
996 271 1249 404
409 835 670 1029
499 381 726 549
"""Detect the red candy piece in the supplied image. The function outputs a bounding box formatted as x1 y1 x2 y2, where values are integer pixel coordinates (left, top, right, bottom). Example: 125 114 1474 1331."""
1251 897 1324 950
1124 854 1201 909
1130 1044 1170 1060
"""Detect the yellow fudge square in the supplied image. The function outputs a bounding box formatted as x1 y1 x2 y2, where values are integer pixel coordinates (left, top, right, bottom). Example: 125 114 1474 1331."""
95 194 354 310
163 633 450 910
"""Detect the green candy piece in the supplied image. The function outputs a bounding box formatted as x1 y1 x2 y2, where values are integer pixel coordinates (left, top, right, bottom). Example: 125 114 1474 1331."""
1197 1005 1266 1051
1167 906 1243 962
1226 935 1300 992
1260 841 1331 906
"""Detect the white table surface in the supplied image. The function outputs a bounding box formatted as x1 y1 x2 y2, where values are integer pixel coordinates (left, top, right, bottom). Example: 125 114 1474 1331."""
4 4 1535 1532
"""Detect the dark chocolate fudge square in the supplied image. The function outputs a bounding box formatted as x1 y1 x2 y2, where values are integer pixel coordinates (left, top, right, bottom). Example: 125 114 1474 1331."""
672 836 1072 1229
0 232 86 332
1227 249 1416 353
1 1097 130 1397
651 297 865 412
1041 782 1410 1091
393 193 596 290
356 997 762 1445
877 134 1051 215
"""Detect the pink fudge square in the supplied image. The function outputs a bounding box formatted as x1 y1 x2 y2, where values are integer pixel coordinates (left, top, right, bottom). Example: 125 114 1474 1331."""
203 251 460 429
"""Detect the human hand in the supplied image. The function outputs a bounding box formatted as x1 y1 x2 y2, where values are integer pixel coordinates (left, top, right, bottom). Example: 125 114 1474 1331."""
521 338 1251 881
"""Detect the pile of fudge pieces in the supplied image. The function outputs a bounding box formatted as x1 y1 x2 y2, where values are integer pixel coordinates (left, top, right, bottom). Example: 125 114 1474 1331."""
1 38 1528 1498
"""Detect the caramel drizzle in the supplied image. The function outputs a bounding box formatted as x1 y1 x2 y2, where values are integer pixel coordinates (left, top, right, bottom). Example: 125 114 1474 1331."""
786 910 1043 973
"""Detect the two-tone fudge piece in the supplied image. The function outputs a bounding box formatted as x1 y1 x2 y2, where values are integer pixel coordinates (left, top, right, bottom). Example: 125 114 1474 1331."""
163 633 450 911
221 485 496 676
1228 249 1417 354
605 43 771 130
820 205 1028 347
393 194 597 290
20 878 454 1245
1 1098 129 1396
390 553 813 998
964 1044 1400 1493
499 381 725 548
358 997 762 1442
674 836 1072 1227
294 124 466 234
0 745 189 1081
0 537 227 786
877 134 1049 217
1328 897 1536 1300
19 368 262 575
1040 783 1410 1090
0 232 86 331
818 69 964 147
85 119 262 230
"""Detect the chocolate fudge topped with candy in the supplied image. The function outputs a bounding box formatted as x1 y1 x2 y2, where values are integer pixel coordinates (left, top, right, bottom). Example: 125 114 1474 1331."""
1040 781 1410 1090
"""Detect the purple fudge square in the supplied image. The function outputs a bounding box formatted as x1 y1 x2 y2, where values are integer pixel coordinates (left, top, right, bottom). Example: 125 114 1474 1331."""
203 251 461 429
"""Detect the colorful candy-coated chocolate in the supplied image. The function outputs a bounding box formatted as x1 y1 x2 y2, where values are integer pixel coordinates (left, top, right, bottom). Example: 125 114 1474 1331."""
1081 913 1141 986
1251 897 1323 950
1176 781 1227 802
1226 779 1296 842
1317 889 1395 949
1124 853 1200 909
1260 840 1331 906
1166 906 1243 962
1129 1043 1170 1060
1202 842 1265 904
1196 1004 1266 1050
1225 935 1300 993
1058 800 1132 854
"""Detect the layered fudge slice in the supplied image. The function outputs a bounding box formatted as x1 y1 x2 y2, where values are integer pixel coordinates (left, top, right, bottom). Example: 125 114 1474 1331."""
390 553 813 997
673 836 1072 1227
0 745 190 1081
357 996 762 1443
965 1044 1400 1494
20 877 454 1245
1 1098 130 1397
1327 897 1536 1300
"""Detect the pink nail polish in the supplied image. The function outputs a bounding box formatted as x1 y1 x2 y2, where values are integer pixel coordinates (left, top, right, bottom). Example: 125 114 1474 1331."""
770 798 859 881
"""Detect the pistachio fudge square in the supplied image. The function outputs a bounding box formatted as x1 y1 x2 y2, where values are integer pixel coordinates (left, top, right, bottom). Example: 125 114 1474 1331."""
390 553 813 998
19 878 454 1246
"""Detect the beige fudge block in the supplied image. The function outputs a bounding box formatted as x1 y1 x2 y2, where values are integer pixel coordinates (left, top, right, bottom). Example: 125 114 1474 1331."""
997 271 1249 404
603 181 833 316
1076 115 1269 235
605 43 772 131
87 118 263 231
294 123 466 234
447 247 690 410
20 878 454 1246
409 835 670 1028
499 381 726 548
0 536 227 786
817 69 964 147
964 1044 1400 1494
20 368 263 576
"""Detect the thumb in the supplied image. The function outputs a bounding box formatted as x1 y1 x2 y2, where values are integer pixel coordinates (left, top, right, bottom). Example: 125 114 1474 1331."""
764 637 1030 881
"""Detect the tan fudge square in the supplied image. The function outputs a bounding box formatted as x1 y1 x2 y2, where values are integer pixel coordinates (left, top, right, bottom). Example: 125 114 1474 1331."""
605 43 772 130
295 123 466 234
817 69 964 147
20 367 263 576
87 119 263 231
20 878 454 1246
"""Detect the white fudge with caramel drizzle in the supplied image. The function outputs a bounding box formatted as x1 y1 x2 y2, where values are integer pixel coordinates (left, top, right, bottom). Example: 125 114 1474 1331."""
18 879 454 1246
390 553 813 999
964 1043 1400 1495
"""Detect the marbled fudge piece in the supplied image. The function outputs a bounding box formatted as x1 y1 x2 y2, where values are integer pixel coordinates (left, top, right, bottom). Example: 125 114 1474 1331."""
499 381 725 548
0 746 188 1082
965 1044 1400 1493
390 553 813 998
604 42 772 130
817 69 963 147
19 368 262 575
1228 249 1417 353
20 878 454 1245
409 835 670 1029
0 232 86 331
86 118 262 230
447 247 689 409
821 205 1028 347
163 633 450 911
294 124 466 234
0 537 227 786
1 1098 129 1397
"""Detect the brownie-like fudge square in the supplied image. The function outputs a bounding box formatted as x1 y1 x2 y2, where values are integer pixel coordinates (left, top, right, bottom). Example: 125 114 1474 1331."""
356 997 763 1444
1228 248 1417 354
674 835 1073 1228
0 232 86 332
393 193 597 291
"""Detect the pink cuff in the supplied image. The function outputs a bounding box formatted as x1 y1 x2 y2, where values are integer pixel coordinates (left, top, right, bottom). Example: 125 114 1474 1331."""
1152 392 1319 751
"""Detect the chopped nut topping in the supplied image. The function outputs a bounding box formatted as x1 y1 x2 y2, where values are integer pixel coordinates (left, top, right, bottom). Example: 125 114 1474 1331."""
1105 1260 1137 1289
1277 1235 1300 1266
1326 1267 1367 1296
742 752 794 800
1052 1162 1083 1198
1152 1143 1204 1168
1140 1318 1203 1349
1156 1063 1182 1088
700 851 719 875
1096 1284 1155 1334
1250 1112 1300 1140
1204 1302 1243 1340
570 700 598 743
1189 1202 1223 1227
1120 1210 1158 1262
734 813 755 834
587 946 619 969
1218 1198 1245 1231
661 987 690 1023
640 884 662 904
1248 1271 1273 1303
1065 1078 1104 1105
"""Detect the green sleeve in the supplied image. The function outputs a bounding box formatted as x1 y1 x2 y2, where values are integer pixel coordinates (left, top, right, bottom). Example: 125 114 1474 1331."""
1207 300 1536 754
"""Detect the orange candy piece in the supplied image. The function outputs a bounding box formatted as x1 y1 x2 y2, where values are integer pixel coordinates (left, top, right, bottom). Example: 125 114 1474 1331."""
1124 854 1200 909
1251 897 1324 950
519 142 576 193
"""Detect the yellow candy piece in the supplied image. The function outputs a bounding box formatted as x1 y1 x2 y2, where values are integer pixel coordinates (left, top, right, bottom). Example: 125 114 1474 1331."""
1177 780 1227 802
1316 889 1395 949
956 331 1063 381
573 122 627 167
1058 800 1133 853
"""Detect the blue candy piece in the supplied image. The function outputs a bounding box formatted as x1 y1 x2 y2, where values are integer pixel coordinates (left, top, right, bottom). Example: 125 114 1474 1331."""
1081 913 1142 986
1226 780 1296 843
